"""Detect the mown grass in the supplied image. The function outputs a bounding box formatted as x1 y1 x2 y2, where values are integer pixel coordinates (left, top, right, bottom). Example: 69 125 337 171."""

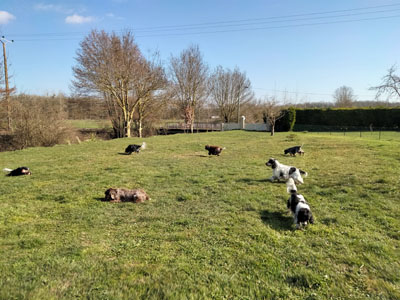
0 131 399 299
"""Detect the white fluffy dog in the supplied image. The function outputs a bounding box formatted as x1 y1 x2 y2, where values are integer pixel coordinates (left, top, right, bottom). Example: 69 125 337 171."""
265 158 308 184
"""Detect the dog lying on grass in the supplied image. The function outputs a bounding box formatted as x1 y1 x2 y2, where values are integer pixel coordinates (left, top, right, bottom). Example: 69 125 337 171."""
265 158 307 184
125 142 146 155
104 188 150 203
287 190 314 229
3 167 32 176
284 145 304 156
205 145 225 156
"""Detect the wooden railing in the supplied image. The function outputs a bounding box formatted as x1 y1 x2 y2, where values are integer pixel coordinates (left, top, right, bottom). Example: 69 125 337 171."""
164 122 223 131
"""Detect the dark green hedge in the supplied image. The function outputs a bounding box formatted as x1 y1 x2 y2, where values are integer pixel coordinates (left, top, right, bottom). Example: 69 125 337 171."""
294 108 400 129
276 107 296 131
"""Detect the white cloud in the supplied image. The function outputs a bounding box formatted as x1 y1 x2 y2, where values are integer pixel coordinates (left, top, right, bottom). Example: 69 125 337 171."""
34 3 74 14
0 11 16 25
65 14 94 24
105 12 124 20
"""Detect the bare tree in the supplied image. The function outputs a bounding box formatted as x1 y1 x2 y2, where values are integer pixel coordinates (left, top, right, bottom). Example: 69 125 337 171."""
72 30 147 138
333 86 356 107
169 45 208 133
131 53 166 138
208 66 253 123
370 65 400 101
262 97 285 136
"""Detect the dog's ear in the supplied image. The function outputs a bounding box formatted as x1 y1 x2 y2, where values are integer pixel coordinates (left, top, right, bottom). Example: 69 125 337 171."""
266 158 276 168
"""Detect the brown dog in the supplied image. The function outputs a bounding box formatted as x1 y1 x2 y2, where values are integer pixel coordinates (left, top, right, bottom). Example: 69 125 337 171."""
104 188 150 203
205 145 226 156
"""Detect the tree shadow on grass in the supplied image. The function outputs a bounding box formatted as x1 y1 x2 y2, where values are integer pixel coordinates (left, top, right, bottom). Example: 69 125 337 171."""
260 210 293 231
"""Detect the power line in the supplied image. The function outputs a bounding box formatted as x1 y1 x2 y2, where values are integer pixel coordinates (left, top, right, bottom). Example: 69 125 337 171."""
253 87 375 98
125 8 400 34
14 14 400 42
133 14 400 38
8 3 400 41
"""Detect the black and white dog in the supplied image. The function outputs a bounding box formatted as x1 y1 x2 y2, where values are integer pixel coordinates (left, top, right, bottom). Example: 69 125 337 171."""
286 187 314 229
284 145 304 156
125 142 146 155
265 158 308 184
3 167 32 176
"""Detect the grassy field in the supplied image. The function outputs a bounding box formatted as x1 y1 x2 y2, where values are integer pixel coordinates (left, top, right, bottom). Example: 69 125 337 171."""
66 119 112 129
0 131 399 299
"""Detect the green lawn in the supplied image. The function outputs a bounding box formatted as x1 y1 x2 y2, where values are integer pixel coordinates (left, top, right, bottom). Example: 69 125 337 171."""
0 131 399 299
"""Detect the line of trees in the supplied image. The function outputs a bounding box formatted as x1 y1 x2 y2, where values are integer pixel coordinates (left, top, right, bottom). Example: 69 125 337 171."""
2 29 400 140
71 30 259 137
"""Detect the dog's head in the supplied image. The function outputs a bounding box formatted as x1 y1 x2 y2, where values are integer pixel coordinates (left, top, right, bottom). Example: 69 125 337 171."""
265 158 278 169
20 167 32 175
105 188 118 201
205 145 210 150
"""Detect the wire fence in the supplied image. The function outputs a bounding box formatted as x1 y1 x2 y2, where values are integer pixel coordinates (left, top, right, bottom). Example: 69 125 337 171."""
293 125 400 141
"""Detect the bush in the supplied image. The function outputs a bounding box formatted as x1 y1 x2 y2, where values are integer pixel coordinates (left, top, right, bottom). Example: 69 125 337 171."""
276 107 296 131
10 99 77 149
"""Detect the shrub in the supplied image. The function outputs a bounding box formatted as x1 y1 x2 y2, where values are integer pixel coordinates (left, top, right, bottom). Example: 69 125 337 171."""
10 98 77 149
276 107 296 131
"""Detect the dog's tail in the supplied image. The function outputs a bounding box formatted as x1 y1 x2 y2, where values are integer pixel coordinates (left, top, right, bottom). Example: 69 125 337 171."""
286 178 297 194
3 168 12 172
141 142 146 150
299 169 308 177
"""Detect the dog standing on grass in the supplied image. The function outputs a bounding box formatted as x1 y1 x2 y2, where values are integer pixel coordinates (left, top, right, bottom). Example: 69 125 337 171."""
284 145 305 156
205 145 225 156
286 189 314 229
125 142 146 155
104 188 150 203
265 158 308 184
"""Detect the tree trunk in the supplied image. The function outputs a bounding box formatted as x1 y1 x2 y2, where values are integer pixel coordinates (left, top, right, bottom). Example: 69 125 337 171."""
138 118 143 138
270 125 275 136
125 120 131 137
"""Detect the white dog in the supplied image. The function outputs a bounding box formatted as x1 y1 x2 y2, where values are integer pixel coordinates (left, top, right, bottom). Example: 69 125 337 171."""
265 158 308 184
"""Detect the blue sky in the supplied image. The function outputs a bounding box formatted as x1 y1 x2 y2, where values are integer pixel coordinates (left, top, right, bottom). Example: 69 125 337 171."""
1 0 400 103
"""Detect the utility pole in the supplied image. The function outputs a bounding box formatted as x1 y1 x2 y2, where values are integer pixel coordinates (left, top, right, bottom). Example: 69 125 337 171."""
1 36 14 132
237 85 248 123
